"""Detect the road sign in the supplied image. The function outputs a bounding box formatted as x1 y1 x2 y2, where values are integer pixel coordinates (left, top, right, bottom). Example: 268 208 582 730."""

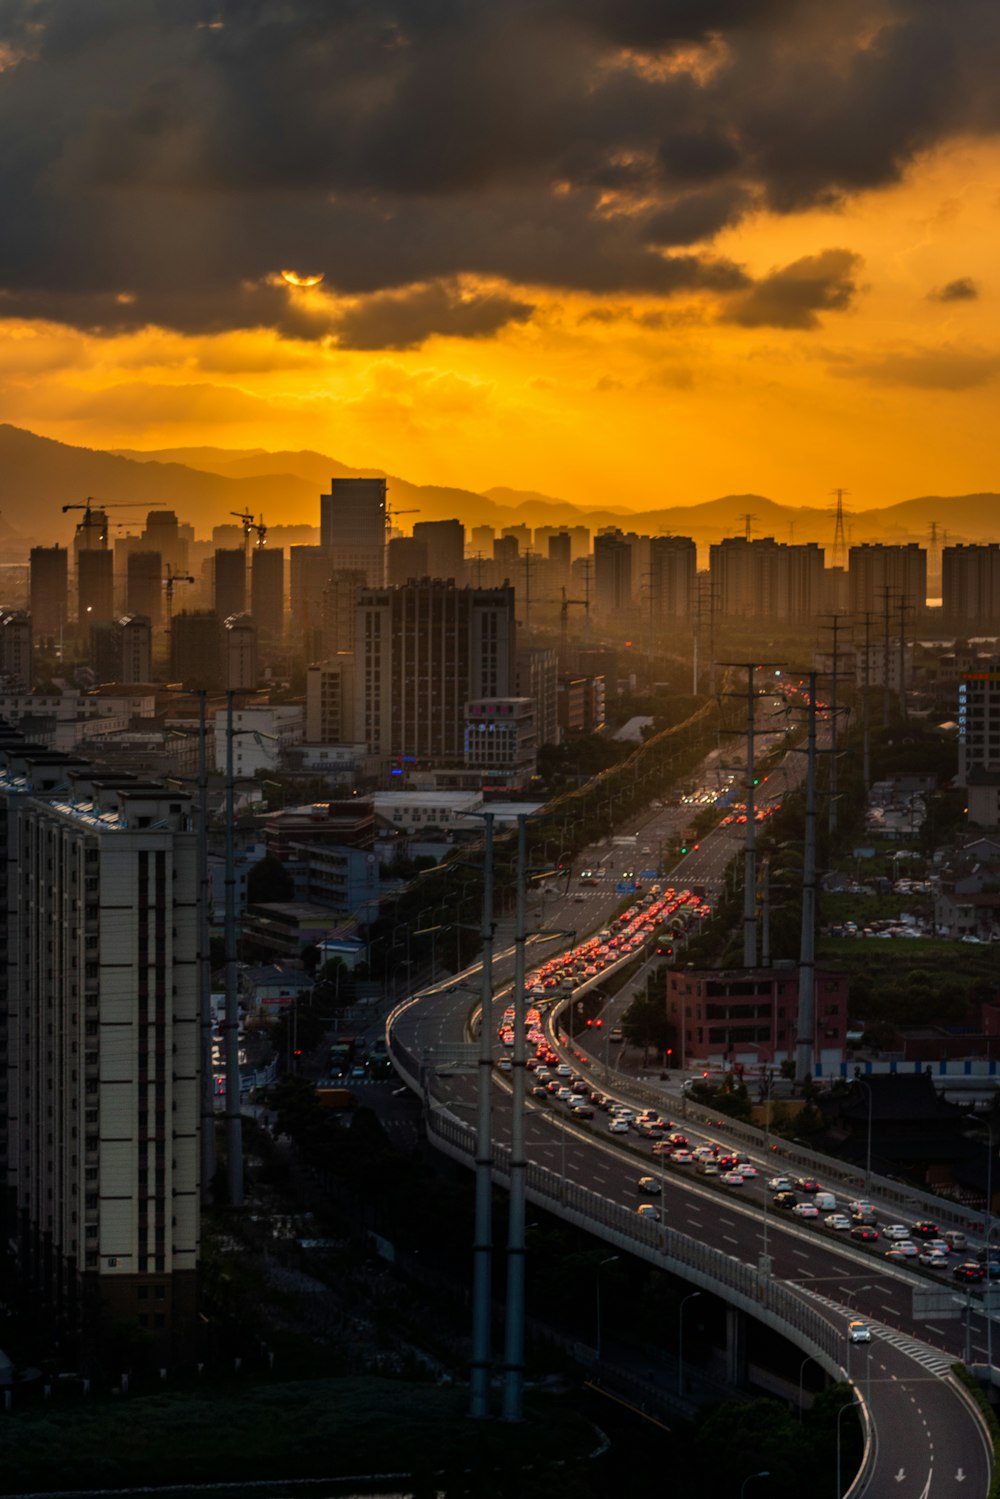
639 867 658 879
616 881 637 894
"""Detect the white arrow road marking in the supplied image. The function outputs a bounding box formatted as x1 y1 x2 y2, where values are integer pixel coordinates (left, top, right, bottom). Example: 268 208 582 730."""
895 1470 906 1482
956 1469 966 1483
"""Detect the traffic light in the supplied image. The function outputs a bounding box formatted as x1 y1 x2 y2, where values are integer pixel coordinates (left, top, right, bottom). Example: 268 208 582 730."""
586 1018 593 1028
680 845 688 855
595 1018 603 1028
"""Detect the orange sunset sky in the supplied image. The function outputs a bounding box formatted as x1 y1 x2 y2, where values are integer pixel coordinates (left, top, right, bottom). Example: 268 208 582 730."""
1 4 999 509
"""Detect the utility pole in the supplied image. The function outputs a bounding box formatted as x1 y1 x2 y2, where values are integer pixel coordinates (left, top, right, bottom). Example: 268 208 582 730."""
224 691 244 1206
819 615 849 836
502 815 528 1421
469 815 495 1419
720 662 781 968
795 672 818 1083
521 549 534 633
760 859 771 968
860 611 874 791
197 691 216 1201
896 593 910 722
830 488 850 571
881 585 893 729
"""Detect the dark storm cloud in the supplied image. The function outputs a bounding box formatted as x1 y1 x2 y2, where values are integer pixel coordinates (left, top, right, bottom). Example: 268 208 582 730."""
331 282 536 349
722 250 862 329
1 0 999 340
928 277 979 303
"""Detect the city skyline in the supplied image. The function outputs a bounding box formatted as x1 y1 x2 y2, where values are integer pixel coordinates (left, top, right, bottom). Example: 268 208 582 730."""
0 6 997 507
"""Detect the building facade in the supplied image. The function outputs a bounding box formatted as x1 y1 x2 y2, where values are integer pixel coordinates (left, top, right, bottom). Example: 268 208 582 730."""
320 478 386 586
666 964 849 1068
1 740 199 1352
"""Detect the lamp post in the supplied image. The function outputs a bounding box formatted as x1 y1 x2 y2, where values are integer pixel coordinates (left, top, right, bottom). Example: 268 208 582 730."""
835 1394 860 1498
596 1254 619 1361
741 1473 769 1499
797 1352 822 1421
855 1078 874 1197
677 1289 701 1395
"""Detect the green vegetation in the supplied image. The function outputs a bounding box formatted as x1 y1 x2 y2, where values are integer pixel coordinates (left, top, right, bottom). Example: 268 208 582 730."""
0 1378 594 1493
951 1364 1000 1499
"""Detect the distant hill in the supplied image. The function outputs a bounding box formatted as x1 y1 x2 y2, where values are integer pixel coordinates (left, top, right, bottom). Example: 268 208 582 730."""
1 425 997 549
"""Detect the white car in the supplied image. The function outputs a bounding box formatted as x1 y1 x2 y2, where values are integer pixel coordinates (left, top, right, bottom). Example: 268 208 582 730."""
769 1176 794 1192
919 1247 948 1268
738 1164 758 1178
883 1223 910 1240
609 1118 630 1134
556 1064 573 1077
848 1199 876 1217
722 1171 745 1186
848 1321 872 1344
892 1240 919 1258
792 1202 819 1219
825 1213 852 1231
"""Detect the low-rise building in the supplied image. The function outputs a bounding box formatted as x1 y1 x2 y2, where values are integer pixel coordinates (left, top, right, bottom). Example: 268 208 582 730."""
666 963 849 1069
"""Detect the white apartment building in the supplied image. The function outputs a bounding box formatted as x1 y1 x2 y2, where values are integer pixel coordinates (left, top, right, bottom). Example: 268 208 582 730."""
1 738 199 1351
212 703 304 777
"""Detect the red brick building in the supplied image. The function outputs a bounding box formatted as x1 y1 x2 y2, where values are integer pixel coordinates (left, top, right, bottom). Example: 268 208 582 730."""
666 963 849 1069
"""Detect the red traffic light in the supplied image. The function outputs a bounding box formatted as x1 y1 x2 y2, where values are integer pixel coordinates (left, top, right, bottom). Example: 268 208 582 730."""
595 1018 603 1027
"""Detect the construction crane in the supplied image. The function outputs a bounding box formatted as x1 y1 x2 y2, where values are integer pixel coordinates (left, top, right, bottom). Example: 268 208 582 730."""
230 509 268 547
163 563 195 628
62 499 165 548
386 504 417 538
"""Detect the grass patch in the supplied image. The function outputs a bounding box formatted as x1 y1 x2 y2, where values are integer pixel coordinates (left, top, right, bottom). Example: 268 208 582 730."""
0 1376 595 1492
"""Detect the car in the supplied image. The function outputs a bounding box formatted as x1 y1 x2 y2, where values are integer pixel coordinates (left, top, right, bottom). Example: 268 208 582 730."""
650 1140 672 1155
571 1104 594 1119
497 1058 512 1072
927 1239 951 1257
910 1220 941 1239
891 1240 918 1258
571 1080 589 1095
529 1084 549 1098
672 1150 694 1164
976 1246 1000 1264
919 1248 949 1268
793 1202 820 1219
848 1321 872 1344
609 1118 630 1134
636 1203 661 1221
774 1191 798 1209
612 1109 636 1124
722 1171 745 1186
882 1224 910 1240
738 1163 758 1179
851 1225 879 1242
637 1176 662 1195
796 1178 821 1194
825 1213 852 1231
848 1199 876 1216
668 1134 690 1148
556 1064 573 1077
885 1247 911 1263
851 1208 878 1226
953 1261 986 1283
697 1161 720 1176
769 1176 794 1192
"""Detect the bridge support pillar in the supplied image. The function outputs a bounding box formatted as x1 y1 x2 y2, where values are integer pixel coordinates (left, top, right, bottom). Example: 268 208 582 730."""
726 1304 747 1386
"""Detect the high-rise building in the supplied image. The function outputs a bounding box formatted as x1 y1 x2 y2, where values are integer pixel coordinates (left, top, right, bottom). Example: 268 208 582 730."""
78 549 115 628
306 656 357 743
357 580 515 761
126 551 162 627
251 548 284 640
224 613 258 689
649 535 696 621
142 511 187 576
213 548 246 623
94 614 153 685
386 536 428 586
321 569 366 660
502 524 532 552
412 519 465 582
958 659 1000 785
848 543 927 618
171 611 223 691
594 529 633 614
942 545 1000 629
0 611 32 691
29 546 69 639
493 535 519 575
470 524 495 560
319 478 386 585
516 646 559 748
1 739 199 1352
289 545 333 659
709 536 825 621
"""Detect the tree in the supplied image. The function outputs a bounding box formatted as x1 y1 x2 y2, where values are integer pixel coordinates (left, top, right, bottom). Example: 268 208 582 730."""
246 853 294 904
621 985 675 1061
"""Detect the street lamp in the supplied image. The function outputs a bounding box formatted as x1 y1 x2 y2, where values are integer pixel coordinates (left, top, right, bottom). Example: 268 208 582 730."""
797 1352 822 1421
741 1473 769 1498
854 1078 874 1197
835 1394 860 1498
677 1289 701 1395
596 1255 619 1361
